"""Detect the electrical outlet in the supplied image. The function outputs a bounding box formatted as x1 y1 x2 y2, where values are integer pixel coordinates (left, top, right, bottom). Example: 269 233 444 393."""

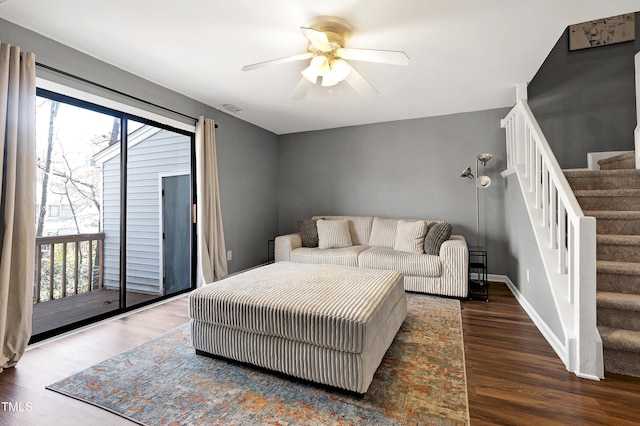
227 250 232 261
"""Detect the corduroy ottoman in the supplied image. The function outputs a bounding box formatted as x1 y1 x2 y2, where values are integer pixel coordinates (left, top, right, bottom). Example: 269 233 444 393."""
189 261 407 393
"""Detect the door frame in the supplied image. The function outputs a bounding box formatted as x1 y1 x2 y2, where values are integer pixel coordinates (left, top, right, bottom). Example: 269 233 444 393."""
158 170 191 294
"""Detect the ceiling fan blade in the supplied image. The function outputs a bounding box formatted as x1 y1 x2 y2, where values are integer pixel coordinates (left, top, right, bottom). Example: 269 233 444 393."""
336 48 410 66
290 77 314 101
344 67 379 99
301 27 332 52
242 52 314 71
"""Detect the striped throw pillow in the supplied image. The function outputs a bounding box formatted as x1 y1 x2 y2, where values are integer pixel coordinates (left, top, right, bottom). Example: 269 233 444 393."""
393 220 429 254
317 219 353 249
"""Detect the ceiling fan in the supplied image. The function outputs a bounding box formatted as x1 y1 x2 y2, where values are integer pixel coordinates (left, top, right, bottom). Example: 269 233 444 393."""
241 17 410 101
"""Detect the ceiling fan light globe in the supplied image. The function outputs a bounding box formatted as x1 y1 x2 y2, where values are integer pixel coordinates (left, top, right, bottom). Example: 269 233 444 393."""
321 74 339 87
330 59 351 81
311 55 330 74
301 66 319 84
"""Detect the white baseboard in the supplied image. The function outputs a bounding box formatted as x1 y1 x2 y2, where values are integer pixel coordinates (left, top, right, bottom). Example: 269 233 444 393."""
487 274 569 368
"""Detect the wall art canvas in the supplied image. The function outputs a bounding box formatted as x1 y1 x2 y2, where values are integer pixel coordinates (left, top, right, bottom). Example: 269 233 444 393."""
569 13 635 51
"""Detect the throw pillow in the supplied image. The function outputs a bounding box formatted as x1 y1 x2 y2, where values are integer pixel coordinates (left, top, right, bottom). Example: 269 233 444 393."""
317 219 353 249
393 220 429 254
297 219 319 247
424 222 452 255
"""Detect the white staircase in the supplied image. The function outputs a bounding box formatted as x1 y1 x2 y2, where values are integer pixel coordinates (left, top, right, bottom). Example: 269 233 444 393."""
501 94 602 380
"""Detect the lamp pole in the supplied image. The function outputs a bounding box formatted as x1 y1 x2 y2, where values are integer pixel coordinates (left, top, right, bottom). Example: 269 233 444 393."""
475 159 480 247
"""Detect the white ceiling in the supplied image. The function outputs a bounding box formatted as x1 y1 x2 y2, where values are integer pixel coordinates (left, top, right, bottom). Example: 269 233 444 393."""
1 1 639 135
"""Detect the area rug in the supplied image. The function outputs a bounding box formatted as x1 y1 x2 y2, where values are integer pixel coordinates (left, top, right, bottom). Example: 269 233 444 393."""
47 293 469 425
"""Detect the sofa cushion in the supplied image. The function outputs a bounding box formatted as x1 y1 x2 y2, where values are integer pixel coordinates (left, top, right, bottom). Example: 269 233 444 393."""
290 245 369 267
312 216 373 245
317 219 353 249
369 217 398 249
393 220 429 254
359 247 442 277
424 222 452 255
297 219 319 247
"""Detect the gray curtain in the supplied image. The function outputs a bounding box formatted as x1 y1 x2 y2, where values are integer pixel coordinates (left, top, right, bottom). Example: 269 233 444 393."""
0 43 36 372
195 117 227 286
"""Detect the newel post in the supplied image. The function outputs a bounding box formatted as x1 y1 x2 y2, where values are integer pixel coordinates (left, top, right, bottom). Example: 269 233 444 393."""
635 52 640 168
515 83 528 166
573 216 602 379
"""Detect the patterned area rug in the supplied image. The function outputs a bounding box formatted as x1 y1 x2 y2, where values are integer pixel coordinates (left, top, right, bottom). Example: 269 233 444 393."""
47 293 469 425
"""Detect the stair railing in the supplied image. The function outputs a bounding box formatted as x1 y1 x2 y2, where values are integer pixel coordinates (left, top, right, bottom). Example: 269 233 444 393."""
501 99 602 380
635 52 640 169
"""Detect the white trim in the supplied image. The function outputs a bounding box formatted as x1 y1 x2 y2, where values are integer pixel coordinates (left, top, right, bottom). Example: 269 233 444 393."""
489 274 569 369
36 77 196 133
500 167 516 178
93 125 163 165
586 151 634 170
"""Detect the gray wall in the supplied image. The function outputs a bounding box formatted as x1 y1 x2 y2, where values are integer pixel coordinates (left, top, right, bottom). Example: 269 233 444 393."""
278 108 510 275
0 18 280 275
504 174 564 342
528 12 640 169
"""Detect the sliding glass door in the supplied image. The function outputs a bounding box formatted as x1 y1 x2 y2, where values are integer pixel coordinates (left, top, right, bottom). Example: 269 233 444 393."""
31 90 195 341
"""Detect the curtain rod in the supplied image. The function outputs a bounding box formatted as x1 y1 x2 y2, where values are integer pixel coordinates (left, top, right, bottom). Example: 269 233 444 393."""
35 62 218 128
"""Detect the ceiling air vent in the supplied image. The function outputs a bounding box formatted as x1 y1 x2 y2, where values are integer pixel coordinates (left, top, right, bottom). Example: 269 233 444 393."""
222 103 242 113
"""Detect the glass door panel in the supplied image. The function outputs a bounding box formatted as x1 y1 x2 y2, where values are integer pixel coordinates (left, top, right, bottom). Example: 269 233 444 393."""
124 120 192 309
32 95 121 337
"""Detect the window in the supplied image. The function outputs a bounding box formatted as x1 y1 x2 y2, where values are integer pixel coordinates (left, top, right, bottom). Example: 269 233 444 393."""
32 86 197 342
47 205 60 217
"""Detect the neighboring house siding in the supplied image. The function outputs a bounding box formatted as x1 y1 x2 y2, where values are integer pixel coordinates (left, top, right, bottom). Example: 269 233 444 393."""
102 128 190 294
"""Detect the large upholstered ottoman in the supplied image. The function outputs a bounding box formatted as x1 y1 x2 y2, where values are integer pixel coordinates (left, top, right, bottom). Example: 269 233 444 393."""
189 261 407 393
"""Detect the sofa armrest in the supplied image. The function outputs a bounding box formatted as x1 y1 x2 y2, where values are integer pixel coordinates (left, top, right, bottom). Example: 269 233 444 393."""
275 233 302 262
438 235 469 297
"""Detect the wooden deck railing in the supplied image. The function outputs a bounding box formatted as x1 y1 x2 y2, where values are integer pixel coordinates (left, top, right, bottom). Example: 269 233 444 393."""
34 233 105 304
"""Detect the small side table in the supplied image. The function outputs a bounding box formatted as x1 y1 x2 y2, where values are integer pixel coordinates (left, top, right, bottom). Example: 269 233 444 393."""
267 239 275 264
468 246 488 301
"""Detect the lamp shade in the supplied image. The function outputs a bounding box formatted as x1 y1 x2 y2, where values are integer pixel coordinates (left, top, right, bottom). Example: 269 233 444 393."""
476 175 492 188
477 152 493 166
460 167 474 179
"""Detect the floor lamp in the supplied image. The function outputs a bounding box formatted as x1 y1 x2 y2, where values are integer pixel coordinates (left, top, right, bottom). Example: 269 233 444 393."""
460 153 493 247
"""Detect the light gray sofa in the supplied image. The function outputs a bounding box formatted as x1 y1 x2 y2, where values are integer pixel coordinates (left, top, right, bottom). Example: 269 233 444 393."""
275 215 469 297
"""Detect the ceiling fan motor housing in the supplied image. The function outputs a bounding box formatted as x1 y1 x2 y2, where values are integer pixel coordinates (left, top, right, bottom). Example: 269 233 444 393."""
307 16 353 53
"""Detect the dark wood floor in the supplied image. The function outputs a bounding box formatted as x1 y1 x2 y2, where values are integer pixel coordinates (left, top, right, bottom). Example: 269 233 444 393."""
463 283 640 425
32 289 158 336
1 283 640 425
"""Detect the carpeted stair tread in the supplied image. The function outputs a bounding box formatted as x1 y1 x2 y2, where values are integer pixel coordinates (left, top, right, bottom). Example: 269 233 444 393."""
565 169 640 190
597 234 640 245
586 210 640 235
565 169 640 178
574 189 640 197
596 235 640 262
597 291 640 311
597 260 640 275
585 210 640 220
575 189 640 211
597 152 636 170
599 326 640 352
